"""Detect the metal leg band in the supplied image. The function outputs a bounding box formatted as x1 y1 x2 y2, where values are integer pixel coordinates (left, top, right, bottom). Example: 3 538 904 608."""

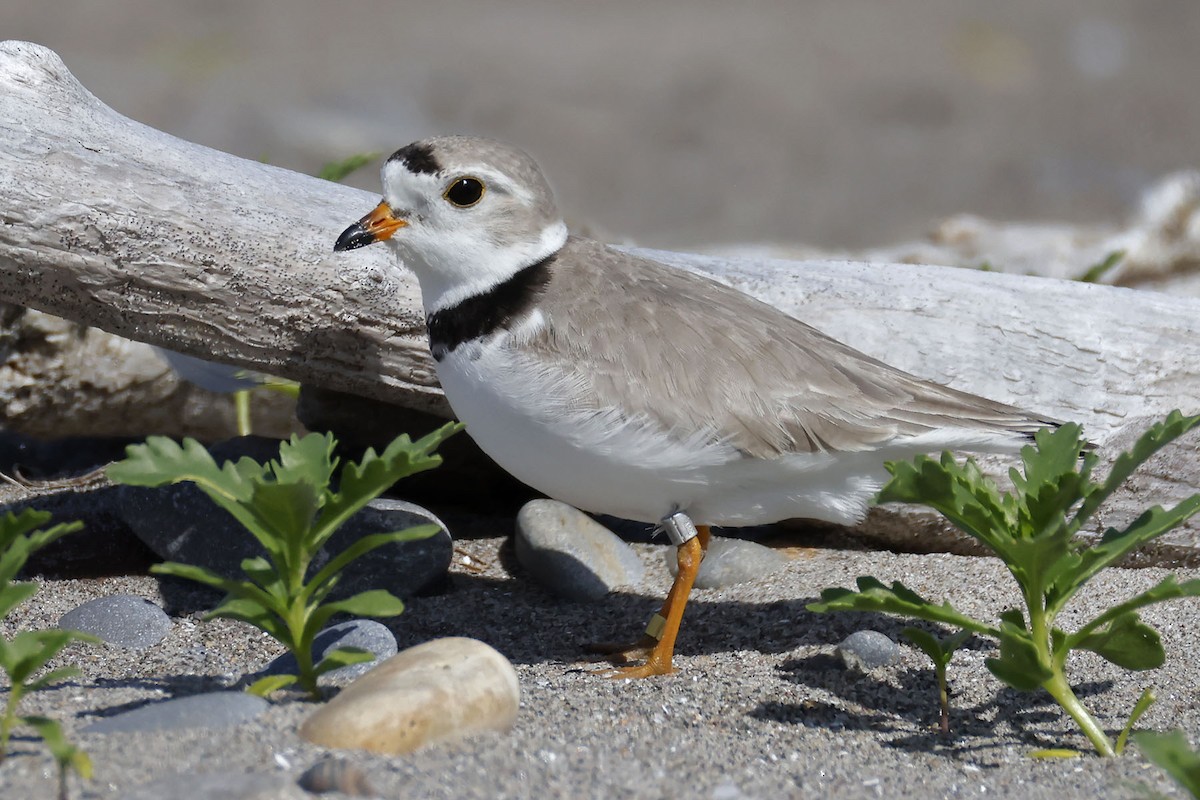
661 511 699 546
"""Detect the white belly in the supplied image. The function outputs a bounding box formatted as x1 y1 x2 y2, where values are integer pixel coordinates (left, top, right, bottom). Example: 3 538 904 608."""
435 340 887 527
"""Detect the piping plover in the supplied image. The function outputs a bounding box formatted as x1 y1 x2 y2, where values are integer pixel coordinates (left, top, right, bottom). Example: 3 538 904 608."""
334 136 1058 678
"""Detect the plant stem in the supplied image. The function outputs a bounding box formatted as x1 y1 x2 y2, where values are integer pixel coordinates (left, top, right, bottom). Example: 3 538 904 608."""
0 685 23 759
284 598 318 699
1042 671 1114 757
937 665 950 736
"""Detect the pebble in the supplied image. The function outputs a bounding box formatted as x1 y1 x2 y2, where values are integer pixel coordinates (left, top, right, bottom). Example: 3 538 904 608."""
836 630 901 671
665 536 788 589
57 594 172 649
297 757 377 796
261 619 398 685
124 771 307 800
116 436 453 597
515 500 645 601
84 691 269 734
300 637 520 755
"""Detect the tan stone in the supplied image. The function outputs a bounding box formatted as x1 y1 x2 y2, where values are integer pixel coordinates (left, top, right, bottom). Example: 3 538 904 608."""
299 637 520 755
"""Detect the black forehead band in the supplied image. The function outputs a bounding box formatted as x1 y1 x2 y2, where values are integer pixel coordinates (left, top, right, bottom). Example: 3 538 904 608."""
386 142 441 175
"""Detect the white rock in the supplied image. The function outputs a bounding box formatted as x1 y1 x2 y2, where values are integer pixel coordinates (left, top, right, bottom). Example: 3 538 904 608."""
299 637 520 755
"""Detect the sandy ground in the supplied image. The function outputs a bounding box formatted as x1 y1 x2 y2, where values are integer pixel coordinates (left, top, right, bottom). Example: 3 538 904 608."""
2 524 1198 799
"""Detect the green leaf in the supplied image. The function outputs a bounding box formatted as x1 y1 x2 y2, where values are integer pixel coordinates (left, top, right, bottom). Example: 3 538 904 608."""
239 556 286 598
246 673 298 697
314 646 376 677
318 152 381 183
1011 423 1089 534
1050 497 1200 614
1073 410 1200 530
901 627 944 664
879 454 1017 558
208 596 289 641
314 423 461 548
0 515 83 585
986 623 1051 691
0 508 54 546
246 480 320 551
108 436 268 536
903 627 973 670
25 666 84 693
303 525 440 601
1134 730 1200 797
319 589 405 620
0 581 39 619
269 433 337 505
1066 575 1200 655
151 561 248 594
809 577 995 636
1074 610 1164 671
1074 250 1124 283
5 629 91 683
1116 687 1156 756
20 715 92 778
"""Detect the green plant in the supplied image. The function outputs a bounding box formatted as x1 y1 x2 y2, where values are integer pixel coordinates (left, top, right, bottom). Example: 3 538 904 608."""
0 509 94 797
809 411 1200 756
1074 250 1125 283
107 424 461 699
1134 729 1200 798
318 152 381 183
901 626 971 735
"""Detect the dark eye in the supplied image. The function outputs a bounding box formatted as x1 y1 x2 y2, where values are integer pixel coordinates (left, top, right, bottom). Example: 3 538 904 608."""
443 177 485 207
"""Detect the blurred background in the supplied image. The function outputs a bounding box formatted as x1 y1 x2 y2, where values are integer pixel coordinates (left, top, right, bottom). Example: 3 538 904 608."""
4 0 1198 250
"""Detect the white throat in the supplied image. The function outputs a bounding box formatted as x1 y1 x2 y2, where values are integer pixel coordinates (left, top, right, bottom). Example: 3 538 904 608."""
397 221 568 315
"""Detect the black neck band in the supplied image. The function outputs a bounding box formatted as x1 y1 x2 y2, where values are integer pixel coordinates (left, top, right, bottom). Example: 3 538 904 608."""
426 254 555 360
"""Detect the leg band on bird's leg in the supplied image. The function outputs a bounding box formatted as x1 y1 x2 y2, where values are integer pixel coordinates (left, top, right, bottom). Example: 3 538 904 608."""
662 511 699 546
644 613 667 641
643 521 709 641
601 523 707 678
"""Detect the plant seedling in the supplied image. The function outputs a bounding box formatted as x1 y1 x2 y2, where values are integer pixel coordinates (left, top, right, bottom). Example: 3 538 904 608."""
318 151 382 183
1074 249 1125 283
809 411 1200 756
107 424 460 699
901 626 971 735
0 508 95 798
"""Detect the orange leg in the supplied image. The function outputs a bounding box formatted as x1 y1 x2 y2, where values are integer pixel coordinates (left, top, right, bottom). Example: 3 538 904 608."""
592 524 710 678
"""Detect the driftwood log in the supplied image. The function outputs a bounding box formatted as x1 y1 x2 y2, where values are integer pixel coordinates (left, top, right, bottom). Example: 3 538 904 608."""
1 41 1199 559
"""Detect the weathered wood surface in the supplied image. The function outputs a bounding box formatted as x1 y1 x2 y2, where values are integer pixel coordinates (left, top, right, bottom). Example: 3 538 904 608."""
2 40 1199 438
0 41 442 415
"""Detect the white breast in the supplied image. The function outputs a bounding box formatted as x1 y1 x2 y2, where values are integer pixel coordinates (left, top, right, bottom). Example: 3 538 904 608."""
434 336 895 527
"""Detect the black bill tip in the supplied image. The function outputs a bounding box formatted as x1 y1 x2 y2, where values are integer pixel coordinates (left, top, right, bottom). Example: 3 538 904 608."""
333 221 375 252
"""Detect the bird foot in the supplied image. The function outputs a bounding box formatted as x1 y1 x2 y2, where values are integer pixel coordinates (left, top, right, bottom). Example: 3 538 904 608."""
583 635 659 665
583 633 678 678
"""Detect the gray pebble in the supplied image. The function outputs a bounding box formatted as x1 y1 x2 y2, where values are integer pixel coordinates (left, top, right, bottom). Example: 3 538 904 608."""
837 630 901 671
124 771 307 800
298 757 377 796
84 691 268 734
515 500 645 601
116 437 453 597
261 618 398 685
58 594 171 649
666 536 788 589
